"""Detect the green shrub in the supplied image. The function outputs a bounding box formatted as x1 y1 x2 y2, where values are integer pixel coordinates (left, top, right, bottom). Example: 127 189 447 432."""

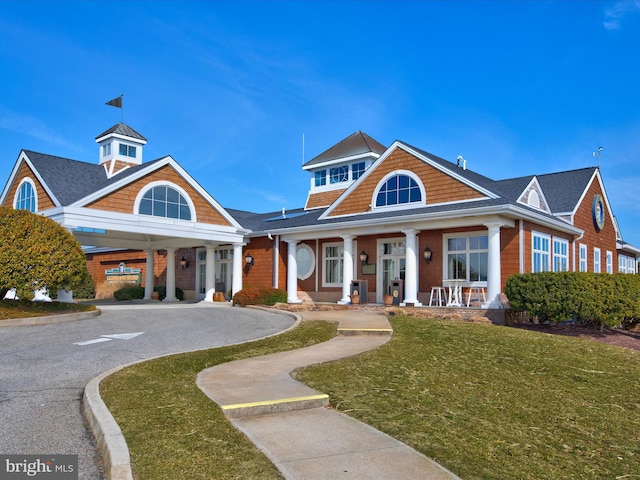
73 272 96 299
154 286 184 301
114 286 145 301
232 287 287 307
505 272 640 329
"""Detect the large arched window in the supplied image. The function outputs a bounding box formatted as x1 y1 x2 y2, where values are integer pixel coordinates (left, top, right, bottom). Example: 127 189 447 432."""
138 184 192 220
14 179 37 212
375 173 423 208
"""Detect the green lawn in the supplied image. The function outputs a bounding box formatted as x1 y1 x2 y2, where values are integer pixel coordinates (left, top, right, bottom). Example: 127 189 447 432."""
296 317 640 480
100 320 337 480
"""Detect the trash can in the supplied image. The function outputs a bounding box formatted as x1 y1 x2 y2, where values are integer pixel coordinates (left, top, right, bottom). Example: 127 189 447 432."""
391 279 403 305
350 279 368 304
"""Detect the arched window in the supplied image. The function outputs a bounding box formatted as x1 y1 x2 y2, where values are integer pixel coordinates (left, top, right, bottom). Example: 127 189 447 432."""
14 179 37 212
375 173 422 207
138 184 192 220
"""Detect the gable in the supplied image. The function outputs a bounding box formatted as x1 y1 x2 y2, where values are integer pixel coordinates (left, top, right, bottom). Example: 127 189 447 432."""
325 147 487 218
84 164 233 226
0 159 57 211
573 172 617 244
516 177 551 213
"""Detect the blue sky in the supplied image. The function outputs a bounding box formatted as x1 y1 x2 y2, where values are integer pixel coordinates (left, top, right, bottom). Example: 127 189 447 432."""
1 1 640 246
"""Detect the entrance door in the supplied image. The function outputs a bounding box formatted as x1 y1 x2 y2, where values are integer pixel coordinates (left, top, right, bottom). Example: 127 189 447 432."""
194 247 234 300
377 239 406 303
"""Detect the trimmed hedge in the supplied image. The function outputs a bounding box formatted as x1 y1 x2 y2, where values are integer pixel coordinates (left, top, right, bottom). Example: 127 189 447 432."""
505 272 640 329
113 286 184 301
232 287 288 307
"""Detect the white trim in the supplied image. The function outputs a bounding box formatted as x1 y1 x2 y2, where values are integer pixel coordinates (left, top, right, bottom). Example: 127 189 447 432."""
606 250 613 274
1 152 62 208
579 243 588 272
594 247 601 273
442 231 489 285
319 141 497 220
532 231 551 272
302 152 379 171
296 243 315 280
371 170 426 212
517 177 552 213
552 237 569 272
133 180 198 222
13 177 38 212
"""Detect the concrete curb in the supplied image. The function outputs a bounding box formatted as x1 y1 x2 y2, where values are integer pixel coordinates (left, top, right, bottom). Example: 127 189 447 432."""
0 308 101 327
82 307 302 480
84 367 134 480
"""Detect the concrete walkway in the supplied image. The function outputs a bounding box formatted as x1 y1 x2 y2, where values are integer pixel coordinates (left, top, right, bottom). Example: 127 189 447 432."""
197 310 461 480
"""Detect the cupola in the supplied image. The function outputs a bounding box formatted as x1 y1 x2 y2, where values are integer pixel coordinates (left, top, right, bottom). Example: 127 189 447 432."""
95 123 147 178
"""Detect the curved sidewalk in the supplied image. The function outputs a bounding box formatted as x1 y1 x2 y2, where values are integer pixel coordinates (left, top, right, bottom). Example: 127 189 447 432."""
197 310 461 480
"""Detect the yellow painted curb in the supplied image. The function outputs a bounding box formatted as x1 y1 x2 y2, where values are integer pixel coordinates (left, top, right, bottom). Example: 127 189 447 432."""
221 394 329 411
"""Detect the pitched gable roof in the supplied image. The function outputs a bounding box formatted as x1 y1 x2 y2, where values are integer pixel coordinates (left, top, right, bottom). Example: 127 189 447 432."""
536 167 597 214
302 130 386 168
23 150 163 206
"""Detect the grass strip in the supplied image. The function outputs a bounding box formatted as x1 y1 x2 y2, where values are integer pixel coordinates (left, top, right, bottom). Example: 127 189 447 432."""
0 299 96 320
296 316 640 480
100 320 336 480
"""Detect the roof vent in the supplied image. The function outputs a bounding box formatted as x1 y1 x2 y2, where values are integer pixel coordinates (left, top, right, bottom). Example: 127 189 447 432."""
457 156 467 170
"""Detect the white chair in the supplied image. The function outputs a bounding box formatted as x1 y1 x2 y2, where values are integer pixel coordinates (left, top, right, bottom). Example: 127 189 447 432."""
466 286 487 307
429 286 448 306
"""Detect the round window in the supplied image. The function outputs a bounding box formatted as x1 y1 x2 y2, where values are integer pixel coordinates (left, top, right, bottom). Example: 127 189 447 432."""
296 244 315 280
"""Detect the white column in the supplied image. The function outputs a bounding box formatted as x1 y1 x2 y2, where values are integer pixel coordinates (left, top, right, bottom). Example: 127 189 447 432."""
232 243 243 297
485 223 502 308
164 247 177 302
286 239 301 303
204 245 216 301
144 249 155 300
339 234 354 304
402 229 422 306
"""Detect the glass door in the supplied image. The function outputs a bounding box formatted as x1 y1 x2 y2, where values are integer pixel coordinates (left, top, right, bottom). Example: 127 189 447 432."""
378 239 406 302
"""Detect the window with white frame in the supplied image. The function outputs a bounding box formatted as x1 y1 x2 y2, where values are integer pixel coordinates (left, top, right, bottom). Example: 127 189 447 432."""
606 251 613 274
532 232 551 272
323 243 344 287
620 255 638 274
138 184 192 220
14 179 37 212
375 173 423 208
102 143 111 157
553 238 569 272
579 244 587 272
629 257 638 274
330 165 349 184
594 248 601 273
314 170 326 187
296 244 315 280
352 161 365 180
119 143 136 158
444 234 488 282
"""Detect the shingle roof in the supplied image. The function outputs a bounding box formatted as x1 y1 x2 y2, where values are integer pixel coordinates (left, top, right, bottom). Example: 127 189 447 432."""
536 167 597 213
303 131 386 168
24 150 161 205
95 123 147 142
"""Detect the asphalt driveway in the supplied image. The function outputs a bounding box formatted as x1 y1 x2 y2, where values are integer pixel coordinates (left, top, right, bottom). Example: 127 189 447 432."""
0 302 296 479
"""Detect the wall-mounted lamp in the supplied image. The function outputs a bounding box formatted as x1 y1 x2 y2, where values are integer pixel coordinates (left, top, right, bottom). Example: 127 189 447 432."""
245 253 254 266
180 257 189 270
423 246 433 264
359 250 369 265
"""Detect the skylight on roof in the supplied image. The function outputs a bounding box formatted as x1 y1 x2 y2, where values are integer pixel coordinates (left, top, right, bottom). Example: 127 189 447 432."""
264 211 309 222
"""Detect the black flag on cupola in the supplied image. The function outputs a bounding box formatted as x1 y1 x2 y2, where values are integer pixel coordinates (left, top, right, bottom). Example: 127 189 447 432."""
106 95 123 108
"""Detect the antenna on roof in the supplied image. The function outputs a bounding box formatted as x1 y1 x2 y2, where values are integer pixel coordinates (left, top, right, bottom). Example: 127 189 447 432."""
592 146 603 168
302 133 305 165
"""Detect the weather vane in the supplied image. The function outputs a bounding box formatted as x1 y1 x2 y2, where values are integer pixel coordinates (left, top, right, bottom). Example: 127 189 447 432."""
592 146 603 168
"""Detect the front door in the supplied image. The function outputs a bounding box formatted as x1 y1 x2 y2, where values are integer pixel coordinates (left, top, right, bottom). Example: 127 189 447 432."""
194 246 235 300
377 239 406 303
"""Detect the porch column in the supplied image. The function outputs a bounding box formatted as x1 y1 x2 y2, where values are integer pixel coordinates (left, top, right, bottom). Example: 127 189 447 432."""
204 245 215 302
402 229 422 306
232 243 243 297
164 247 177 302
339 234 354 304
144 249 155 300
286 239 301 303
485 223 502 308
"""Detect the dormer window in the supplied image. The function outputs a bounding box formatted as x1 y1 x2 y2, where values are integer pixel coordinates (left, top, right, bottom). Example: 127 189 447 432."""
315 170 326 187
352 162 365 180
102 143 111 157
119 144 136 158
14 178 37 212
330 166 348 184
